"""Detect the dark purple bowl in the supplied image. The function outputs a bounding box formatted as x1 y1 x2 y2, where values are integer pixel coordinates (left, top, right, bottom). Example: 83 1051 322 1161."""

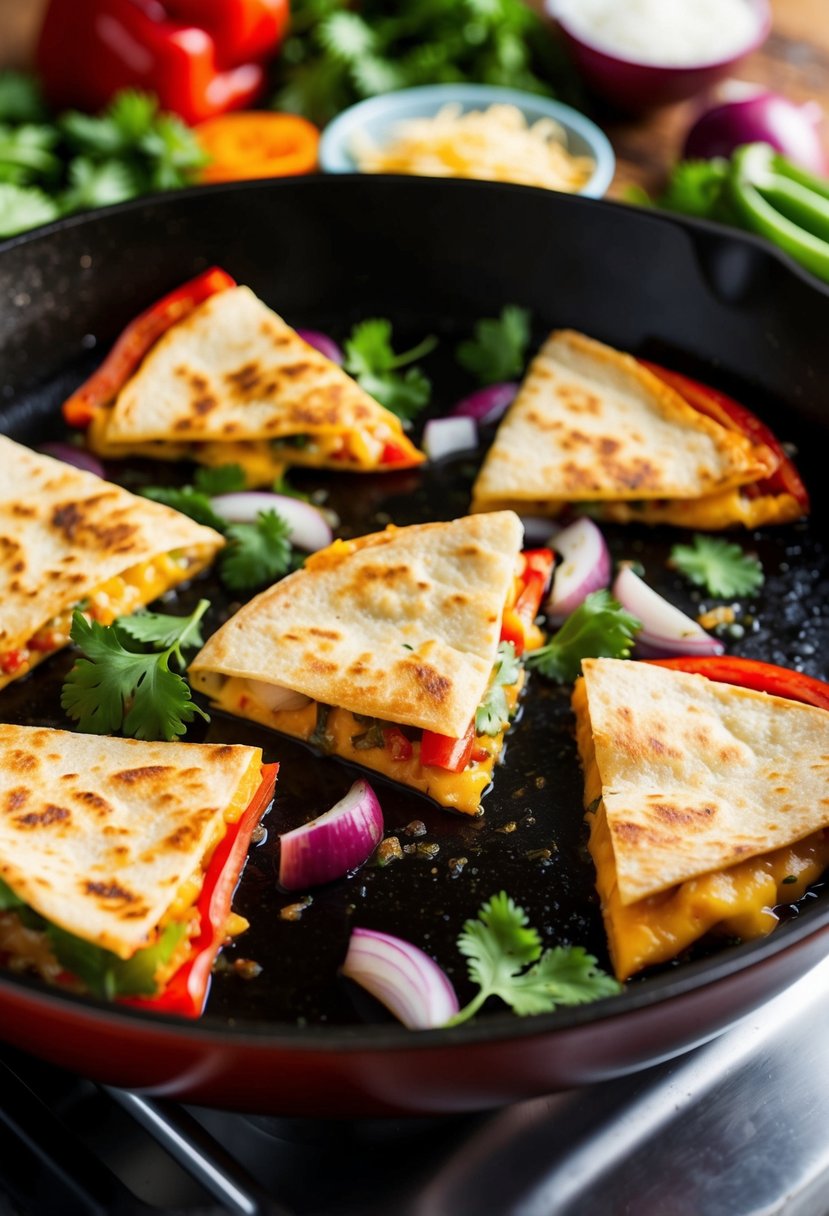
548 0 771 112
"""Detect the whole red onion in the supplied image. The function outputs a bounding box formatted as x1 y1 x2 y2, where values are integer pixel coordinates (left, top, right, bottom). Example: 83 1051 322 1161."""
684 87 827 175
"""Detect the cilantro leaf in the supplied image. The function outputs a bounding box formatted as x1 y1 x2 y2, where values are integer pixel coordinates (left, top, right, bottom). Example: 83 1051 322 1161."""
0 71 47 124
0 875 25 910
193 463 247 496
141 484 226 531
446 892 619 1025
61 156 138 213
220 510 293 592
669 535 764 598
526 590 641 683
0 183 60 236
476 641 521 735
456 305 531 385
61 603 210 741
343 318 437 420
0 123 60 179
114 607 206 657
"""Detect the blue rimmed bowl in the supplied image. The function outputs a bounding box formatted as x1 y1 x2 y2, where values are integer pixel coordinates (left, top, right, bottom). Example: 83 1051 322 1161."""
318 83 616 199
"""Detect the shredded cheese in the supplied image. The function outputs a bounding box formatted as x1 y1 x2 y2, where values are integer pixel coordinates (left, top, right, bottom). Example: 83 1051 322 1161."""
352 104 594 194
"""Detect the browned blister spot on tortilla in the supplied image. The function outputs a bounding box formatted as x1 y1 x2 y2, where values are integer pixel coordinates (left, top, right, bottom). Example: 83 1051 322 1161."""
652 802 716 827
112 765 173 784
4 788 28 812
14 803 71 829
8 750 38 774
397 660 452 705
83 879 137 905
308 627 341 640
71 791 113 816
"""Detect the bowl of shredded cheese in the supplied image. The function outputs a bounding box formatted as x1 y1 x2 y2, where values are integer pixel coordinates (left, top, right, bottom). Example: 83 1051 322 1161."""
318 84 615 198
548 0 771 111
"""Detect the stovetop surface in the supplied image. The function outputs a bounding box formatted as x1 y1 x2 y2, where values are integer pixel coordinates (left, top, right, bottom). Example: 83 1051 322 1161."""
3 954 829 1216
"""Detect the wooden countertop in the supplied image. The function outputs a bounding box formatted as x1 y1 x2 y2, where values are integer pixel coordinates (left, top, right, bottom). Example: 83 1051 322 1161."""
1 0 826 197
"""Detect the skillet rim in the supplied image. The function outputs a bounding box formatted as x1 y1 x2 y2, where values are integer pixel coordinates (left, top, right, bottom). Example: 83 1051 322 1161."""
0 172 828 1055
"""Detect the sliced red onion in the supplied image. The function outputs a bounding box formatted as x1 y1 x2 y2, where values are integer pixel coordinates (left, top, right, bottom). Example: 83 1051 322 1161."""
210 492 333 551
296 328 344 365
423 416 478 461
546 517 611 623
449 382 519 425
244 679 312 713
612 565 724 658
684 90 828 175
39 442 105 478
342 927 459 1029
279 780 384 891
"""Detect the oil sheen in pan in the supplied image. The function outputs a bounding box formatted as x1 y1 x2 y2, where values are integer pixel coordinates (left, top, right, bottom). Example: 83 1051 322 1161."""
2 331 828 1029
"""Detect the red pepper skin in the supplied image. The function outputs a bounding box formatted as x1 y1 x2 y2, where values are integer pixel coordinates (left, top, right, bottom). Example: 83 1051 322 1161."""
37 0 288 125
382 726 413 762
381 441 421 468
63 266 235 427
0 651 26 676
648 657 829 711
126 762 278 1017
421 723 476 773
641 361 810 513
500 548 555 654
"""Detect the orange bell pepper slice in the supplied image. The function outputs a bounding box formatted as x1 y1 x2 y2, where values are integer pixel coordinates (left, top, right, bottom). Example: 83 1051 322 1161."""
195 112 320 183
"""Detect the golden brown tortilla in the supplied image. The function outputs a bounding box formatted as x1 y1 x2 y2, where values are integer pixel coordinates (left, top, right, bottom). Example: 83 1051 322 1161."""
0 436 223 687
190 512 524 738
87 286 423 475
577 658 829 905
471 330 777 517
0 724 262 958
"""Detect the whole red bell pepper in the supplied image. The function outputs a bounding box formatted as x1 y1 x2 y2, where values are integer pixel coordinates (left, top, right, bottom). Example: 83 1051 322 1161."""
37 0 290 125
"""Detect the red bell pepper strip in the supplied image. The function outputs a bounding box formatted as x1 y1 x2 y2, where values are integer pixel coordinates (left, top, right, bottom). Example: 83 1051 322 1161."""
500 548 555 654
648 657 829 711
421 722 476 773
383 726 413 762
381 441 423 468
62 267 236 428
37 0 289 125
641 361 810 513
126 761 278 1017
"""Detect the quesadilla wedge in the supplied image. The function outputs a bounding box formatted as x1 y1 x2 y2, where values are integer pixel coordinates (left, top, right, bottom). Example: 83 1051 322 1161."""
66 274 424 485
0 724 277 1015
0 437 224 690
573 657 829 980
190 513 552 815
471 329 806 529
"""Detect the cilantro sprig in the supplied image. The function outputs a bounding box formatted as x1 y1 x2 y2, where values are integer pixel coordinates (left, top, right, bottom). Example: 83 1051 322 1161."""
456 305 531 385
142 465 294 593
61 601 210 741
0 75 206 238
669 535 764 598
445 892 619 1025
476 641 520 735
527 590 642 683
343 318 437 421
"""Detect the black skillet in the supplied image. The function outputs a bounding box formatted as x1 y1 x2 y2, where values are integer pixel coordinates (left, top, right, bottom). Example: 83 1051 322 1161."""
0 175 827 1116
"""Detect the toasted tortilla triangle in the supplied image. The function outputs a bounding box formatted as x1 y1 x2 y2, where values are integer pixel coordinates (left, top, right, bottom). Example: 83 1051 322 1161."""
577 658 829 906
87 286 423 479
471 330 777 520
190 512 524 740
0 436 223 689
0 725 262 958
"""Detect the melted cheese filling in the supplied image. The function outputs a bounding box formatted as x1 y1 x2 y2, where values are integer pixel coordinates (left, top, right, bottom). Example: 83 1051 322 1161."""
0 756 262 994
0 549 212 690
210 677 522 816
572 678 829 980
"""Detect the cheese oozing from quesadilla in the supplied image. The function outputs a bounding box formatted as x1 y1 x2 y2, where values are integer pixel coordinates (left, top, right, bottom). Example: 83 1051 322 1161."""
85 286 424 484
0 437 224 689
471 330 793 530
190 512 544 815
573 659 829 980
0 725 270 1007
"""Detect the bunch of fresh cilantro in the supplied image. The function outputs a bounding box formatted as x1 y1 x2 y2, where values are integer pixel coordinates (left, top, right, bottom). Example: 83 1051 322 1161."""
0 71 206 239
271 0 580 126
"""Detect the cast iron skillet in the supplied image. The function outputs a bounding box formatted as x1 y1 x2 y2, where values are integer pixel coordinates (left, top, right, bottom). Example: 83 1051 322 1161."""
0 176 828 1117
